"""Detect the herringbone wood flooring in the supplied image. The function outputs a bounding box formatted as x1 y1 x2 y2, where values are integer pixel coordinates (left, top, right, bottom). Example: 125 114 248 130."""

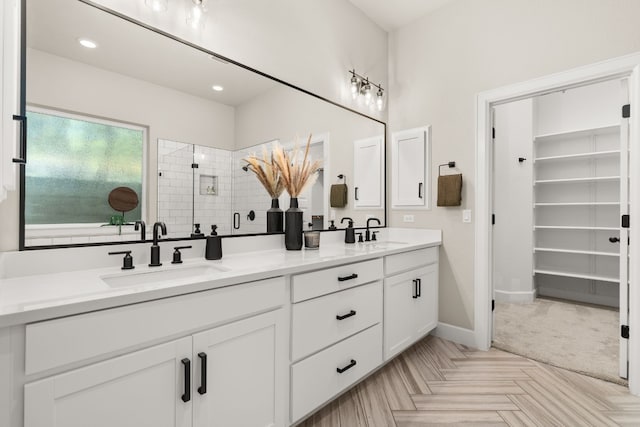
298 335 640 426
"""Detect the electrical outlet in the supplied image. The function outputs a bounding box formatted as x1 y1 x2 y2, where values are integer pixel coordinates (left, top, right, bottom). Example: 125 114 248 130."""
463 210 472 223
403 215 414 223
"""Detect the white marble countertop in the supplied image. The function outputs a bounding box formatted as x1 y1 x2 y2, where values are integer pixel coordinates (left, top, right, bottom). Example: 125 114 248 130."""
0 228 441 328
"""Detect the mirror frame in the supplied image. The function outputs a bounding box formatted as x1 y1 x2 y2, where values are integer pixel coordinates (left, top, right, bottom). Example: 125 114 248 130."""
18 0 387 250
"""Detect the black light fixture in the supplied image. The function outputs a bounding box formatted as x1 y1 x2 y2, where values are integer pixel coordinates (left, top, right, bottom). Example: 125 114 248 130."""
348 69 384 111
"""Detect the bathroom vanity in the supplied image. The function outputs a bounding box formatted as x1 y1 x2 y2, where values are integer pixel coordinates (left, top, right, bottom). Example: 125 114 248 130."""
0 228 441 427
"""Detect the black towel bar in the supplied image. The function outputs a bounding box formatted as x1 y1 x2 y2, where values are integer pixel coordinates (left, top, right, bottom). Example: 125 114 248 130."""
438 161 456 176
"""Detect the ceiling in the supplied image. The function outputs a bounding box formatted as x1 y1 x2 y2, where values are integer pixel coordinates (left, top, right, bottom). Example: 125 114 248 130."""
348 0 454 32
27 0 276 107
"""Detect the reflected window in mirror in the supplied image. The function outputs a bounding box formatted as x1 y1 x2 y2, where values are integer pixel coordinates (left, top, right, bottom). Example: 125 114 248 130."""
25 107 146 246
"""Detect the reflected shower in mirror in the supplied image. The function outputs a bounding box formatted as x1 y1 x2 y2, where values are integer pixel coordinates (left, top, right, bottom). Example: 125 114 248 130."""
23 0 386 247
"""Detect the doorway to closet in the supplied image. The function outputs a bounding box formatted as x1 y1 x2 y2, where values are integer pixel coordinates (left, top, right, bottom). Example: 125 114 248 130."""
491 79 629 384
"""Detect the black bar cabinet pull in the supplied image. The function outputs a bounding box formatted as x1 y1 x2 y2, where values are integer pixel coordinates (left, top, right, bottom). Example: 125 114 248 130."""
233 212 240 229
197 352 207 395
355 187 359 200
417 278 422 297
12 115 26 164
336 359 357 374
181 358 191 402
418 182 423 199
412 279 418 299
336 310 357 320
338 273 358 282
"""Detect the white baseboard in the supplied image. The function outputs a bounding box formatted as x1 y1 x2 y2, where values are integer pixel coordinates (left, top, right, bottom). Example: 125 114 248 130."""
494 289 537 303
433 322 476 349
538 287 619 308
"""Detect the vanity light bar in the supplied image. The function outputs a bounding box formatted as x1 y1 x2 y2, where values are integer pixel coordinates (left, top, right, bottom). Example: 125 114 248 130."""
349 69 384 111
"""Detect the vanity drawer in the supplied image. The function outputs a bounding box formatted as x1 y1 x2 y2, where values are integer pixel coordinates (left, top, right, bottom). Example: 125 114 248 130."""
25 277 285 375
291 281 382 361
291 258 383 303
385 247 438 276
291 323 382 423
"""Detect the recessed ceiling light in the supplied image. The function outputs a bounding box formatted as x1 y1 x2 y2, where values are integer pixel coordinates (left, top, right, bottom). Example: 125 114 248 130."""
212 85 224 92
78 39 97 49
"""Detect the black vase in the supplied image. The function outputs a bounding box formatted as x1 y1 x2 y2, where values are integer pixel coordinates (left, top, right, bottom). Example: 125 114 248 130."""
285 197 303 250
267 198 284 233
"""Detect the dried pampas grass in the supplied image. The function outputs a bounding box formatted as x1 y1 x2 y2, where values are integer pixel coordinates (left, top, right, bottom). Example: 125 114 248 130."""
243 145 285 199
272 134 322 198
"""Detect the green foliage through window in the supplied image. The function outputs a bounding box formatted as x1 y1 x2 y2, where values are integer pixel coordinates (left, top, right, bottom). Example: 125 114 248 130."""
25 110 144 225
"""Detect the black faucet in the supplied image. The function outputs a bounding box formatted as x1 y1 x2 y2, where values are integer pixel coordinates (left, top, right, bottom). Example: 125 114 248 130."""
134 220 146 242
365 217 381 242
149 221 167 267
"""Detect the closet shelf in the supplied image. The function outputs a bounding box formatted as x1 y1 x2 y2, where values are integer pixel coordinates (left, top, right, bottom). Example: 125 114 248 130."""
534 269 619 283
533 124 619 142
534 247 619 257
534 226 618 231
534 150 620 162
534 176 620 184
534 202 619 207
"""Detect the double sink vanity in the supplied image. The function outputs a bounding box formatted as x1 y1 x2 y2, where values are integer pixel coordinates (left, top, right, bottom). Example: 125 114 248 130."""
0 227 441 427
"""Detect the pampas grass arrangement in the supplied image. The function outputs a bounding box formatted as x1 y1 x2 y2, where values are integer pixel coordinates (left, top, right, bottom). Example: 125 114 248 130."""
272 134 322 198
243 146 285 199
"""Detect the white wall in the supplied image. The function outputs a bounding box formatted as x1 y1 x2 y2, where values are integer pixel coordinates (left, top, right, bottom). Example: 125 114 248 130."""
388 0 640 329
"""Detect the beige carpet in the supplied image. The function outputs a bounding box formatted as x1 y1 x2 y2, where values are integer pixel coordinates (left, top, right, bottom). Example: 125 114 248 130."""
493 298 626 385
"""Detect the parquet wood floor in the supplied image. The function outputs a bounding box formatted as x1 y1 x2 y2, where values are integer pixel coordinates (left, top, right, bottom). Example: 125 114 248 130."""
298 335 640 426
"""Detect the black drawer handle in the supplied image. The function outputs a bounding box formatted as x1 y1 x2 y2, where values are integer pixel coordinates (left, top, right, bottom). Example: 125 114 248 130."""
418 182 423 199
337 359 357 374
336 310 357 320
417 278 422 297
197 352 207 395
181 358 191 402
338 273 358 282
412 279 418 299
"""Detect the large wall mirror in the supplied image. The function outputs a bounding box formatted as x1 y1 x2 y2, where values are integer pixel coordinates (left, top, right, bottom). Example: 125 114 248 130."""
23 0 386 247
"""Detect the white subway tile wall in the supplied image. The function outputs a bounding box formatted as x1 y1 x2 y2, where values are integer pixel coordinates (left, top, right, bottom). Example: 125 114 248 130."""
158 140 234 237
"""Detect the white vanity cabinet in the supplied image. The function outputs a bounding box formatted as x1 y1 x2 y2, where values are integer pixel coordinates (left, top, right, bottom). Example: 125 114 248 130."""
192 310 284 427
383 247 439 360
24 337 193 427
289 259 384 423
23 277 287 427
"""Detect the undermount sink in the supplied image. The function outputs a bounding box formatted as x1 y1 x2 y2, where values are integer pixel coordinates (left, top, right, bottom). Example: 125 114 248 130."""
101 264 230 288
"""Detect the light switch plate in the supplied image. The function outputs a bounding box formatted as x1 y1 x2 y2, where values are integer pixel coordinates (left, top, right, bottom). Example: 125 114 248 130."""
403 215 414 223
463 210 472 223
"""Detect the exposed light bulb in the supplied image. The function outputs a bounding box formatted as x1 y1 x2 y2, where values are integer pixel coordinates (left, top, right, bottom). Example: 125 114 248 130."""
350 74 359 99
362 80 372 104
376 87 384 111
186 0 207 30
145 0 168 12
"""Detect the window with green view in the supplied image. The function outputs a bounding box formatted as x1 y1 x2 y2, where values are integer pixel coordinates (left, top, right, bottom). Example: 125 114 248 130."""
25 110 144 225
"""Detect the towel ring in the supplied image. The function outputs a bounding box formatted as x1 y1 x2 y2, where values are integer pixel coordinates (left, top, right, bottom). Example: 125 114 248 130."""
438 162 456 176
337 174 347 184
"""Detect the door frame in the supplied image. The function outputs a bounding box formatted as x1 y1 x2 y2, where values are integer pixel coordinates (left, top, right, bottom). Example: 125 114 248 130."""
474 52 640 395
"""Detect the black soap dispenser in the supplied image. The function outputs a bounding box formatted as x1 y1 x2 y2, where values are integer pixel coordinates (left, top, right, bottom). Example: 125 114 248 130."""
341 217 355 244
205 225 223 260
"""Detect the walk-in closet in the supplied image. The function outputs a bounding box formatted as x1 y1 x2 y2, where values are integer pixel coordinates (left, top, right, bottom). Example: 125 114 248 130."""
491 79 629 383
